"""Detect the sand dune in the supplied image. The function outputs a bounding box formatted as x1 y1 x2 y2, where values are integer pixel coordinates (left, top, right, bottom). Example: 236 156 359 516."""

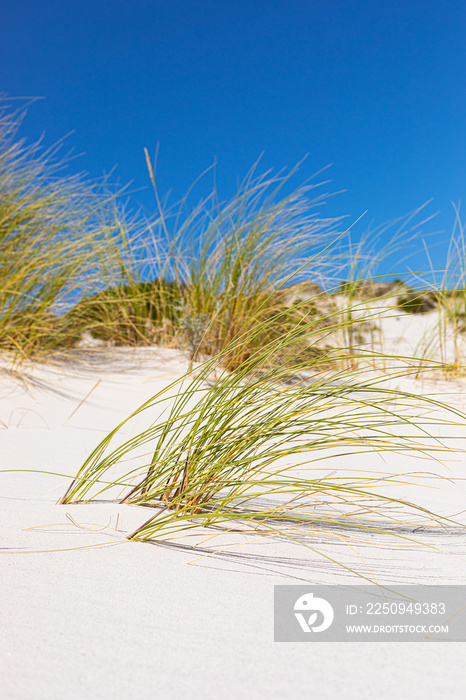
2 323 466 698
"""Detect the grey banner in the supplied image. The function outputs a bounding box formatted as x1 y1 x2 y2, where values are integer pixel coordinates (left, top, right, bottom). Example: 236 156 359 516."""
274 585 466 642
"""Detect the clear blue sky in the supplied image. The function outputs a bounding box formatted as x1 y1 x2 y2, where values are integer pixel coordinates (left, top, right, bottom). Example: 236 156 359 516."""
2 0 465 279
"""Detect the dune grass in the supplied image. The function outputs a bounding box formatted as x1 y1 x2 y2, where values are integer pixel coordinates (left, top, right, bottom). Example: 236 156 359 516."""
62 154 348 369
395 205 466 375
2 104 465 578
59 288 466 582
57 197 466 577
0 103 131 363
431 206 466 371
0 101 370 377
148 155 344 366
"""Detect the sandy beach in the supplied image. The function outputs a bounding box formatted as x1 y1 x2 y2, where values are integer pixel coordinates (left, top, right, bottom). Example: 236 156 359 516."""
2 335 466 700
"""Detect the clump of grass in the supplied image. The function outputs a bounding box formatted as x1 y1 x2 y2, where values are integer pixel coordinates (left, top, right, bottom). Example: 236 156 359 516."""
397 291 437 314
143 153 345 369
327 206 437 368
66 278 183 347
0 102 125 363
60 156 344 364
59 296 465 579
437 208 466 370
408 205 466 374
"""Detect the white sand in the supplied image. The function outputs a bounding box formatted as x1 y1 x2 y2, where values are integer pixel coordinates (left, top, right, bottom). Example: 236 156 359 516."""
2 338 466 699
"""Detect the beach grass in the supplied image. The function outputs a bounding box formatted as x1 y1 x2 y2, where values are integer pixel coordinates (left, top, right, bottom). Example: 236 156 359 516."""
2 103 466 579
0 103 132 363
65 153 346 367
58 292 466 581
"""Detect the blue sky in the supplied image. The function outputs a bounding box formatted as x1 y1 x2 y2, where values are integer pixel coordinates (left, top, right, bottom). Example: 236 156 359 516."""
2 0 465 280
